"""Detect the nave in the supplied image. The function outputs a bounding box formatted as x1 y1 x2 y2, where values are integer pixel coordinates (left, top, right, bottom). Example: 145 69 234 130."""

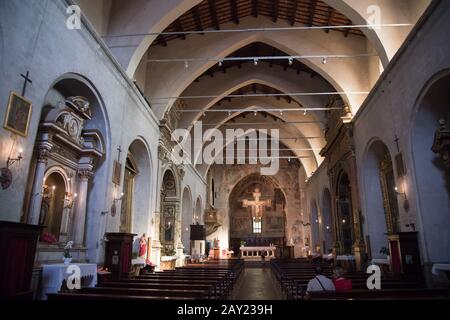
1 0 450 305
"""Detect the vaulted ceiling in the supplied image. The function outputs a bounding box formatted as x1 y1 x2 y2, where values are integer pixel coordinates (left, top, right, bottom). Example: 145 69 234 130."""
77 0 431 177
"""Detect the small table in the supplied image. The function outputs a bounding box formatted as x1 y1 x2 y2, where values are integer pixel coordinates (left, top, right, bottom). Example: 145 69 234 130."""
432 264 450 282
41 263 97 300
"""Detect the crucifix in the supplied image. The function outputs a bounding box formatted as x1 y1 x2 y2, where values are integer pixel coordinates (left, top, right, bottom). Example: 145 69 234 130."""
20 71 33 97
394 135 400 153
117 145 123 161
242 187 271 221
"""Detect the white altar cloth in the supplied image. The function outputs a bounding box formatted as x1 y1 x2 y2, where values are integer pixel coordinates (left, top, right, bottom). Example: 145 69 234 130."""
240 246 277 259
41 263 97 300
371 258 390 265
432 264 450 276
336 255 355 261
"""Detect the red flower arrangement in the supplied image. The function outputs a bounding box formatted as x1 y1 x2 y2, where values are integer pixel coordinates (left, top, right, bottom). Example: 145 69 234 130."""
40 232 58 244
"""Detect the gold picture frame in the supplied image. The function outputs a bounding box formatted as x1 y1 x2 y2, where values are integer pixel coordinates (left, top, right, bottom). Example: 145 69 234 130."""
3 91 32 137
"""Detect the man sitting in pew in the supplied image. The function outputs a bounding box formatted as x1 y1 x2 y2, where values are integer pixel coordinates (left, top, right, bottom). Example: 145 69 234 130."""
306 266 336 293
332 267 352 292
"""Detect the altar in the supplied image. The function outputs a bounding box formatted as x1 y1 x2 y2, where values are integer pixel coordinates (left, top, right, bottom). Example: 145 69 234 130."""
240 246 277 260
40 263 97 300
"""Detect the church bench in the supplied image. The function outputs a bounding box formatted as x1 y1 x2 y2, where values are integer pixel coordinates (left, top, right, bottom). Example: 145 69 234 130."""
122 278 228 299
47 293 196 301
306 289 450 300
287 281 424 300
80 287 209 299
136 274 234 297
100 282 219 299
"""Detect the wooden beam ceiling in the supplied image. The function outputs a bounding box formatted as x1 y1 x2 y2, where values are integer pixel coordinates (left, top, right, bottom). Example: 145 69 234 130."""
308 0 318 27
153 0 365 47
252 0 258 18
231 0 239 24
290 0 299 26
208 0 220 30
273 0 279 23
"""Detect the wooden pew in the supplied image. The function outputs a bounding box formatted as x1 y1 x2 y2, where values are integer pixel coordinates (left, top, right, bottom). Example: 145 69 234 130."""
47 293 196 301
79 287 208 299
307 289 450 300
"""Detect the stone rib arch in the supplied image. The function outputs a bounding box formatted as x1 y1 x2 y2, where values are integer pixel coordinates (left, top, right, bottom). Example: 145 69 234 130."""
146 25 371 117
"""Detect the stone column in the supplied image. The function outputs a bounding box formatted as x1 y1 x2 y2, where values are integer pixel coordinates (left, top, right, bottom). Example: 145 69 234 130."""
151 239 162 271
328 170 342 256
349 154 365 271
28 144 51 225
72 168 93 247
176 243 185 267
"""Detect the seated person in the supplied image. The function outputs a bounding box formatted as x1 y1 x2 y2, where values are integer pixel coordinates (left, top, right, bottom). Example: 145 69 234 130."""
140 260 155 274
306 266 336 293
332 267 353 292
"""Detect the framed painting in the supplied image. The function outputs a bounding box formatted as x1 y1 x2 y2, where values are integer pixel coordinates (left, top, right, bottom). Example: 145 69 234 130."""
3 92 32 137
112 160 122 185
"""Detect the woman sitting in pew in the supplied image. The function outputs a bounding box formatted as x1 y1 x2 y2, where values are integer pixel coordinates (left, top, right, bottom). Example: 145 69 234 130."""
332 267 353 292
306 266 336 293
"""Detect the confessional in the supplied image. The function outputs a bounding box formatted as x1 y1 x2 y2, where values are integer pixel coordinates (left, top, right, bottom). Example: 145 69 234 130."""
0 221 42 299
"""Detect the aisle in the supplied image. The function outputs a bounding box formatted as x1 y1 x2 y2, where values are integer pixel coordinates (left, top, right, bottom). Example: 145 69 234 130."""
233 267 284 300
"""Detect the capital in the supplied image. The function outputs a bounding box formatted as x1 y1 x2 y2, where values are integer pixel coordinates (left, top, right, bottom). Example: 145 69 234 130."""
78 169 93 180
37 144 52 164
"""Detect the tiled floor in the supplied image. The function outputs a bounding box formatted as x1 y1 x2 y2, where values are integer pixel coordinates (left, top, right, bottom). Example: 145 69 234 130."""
233 267 284 300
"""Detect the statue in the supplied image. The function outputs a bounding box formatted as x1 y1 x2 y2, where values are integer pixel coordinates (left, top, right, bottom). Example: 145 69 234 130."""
139 233 148 258
213 238 220 249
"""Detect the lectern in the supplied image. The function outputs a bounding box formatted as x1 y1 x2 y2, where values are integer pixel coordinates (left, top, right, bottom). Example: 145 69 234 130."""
104 233 136 281
388 232 422 279
0 221 42 299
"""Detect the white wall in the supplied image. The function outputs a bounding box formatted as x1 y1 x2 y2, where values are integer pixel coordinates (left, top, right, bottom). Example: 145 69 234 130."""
0 0 160 264
352 1 450 270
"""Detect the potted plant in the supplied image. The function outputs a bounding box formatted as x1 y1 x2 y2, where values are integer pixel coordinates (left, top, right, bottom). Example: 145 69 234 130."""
63 241 74 264
240 240 246 248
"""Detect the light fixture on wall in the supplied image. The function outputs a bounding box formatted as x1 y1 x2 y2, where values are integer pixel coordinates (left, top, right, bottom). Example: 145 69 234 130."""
395 182 410 212
7 148 23 168
164 221 172 230
1 147 24 190
114 192 124 204
394 186 406 198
